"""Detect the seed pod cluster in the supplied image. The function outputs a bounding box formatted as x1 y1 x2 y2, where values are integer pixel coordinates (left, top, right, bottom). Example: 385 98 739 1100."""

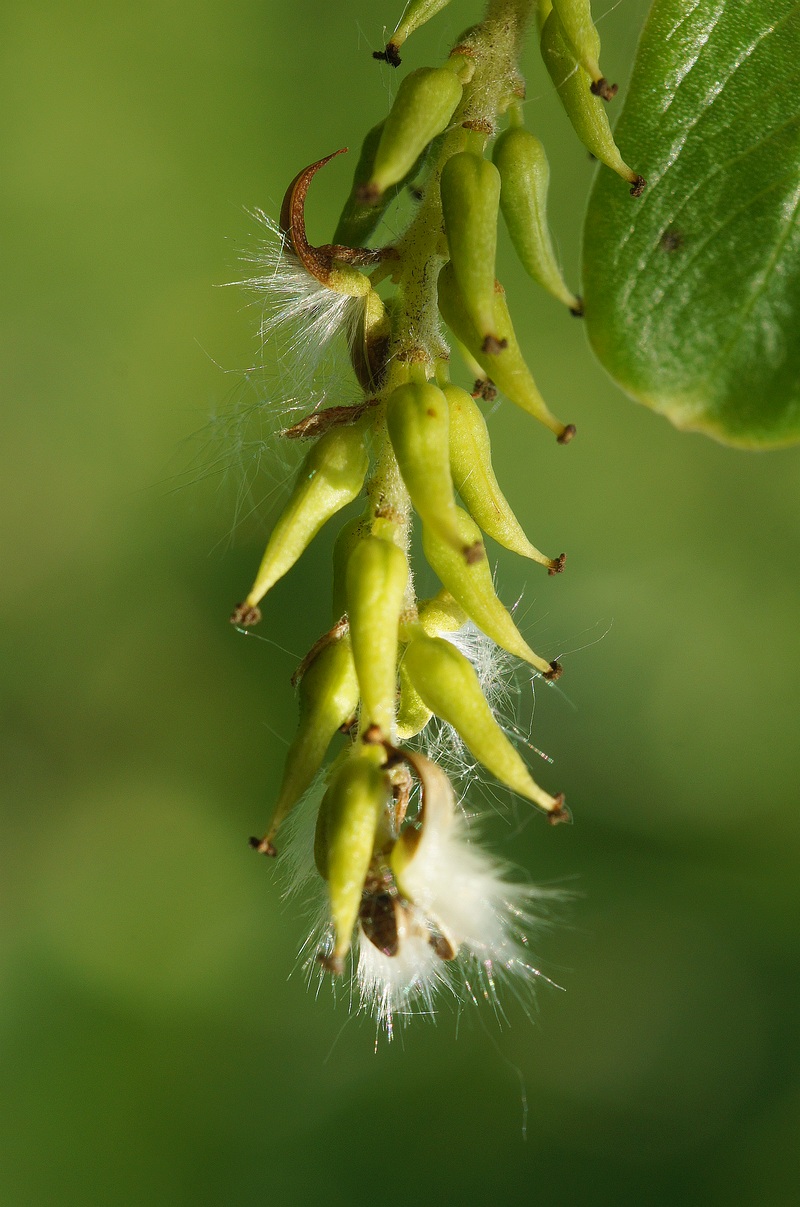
232 0 643 992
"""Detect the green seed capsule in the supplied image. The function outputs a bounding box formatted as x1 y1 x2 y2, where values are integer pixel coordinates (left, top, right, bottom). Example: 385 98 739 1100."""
422 505 555 675
364 67 463 199
262 635 359 849
241 425 369 612
418 589 467 636
551 0 604 91
540 11 644 194
492 126 581 313
346 535 409 736
333 121 426 249
438 261 573 440
317 752 390 964
396 659 433 740
389 0 453 54
444 382 561 570
331 513 370 621
386 379 482 561
440 151 503 347
403 632 563 814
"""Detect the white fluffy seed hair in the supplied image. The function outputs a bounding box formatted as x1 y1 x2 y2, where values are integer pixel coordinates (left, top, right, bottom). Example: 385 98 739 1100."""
235 210 366 386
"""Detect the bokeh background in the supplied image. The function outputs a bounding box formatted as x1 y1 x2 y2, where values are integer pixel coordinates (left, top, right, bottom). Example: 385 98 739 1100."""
3 1 799 1203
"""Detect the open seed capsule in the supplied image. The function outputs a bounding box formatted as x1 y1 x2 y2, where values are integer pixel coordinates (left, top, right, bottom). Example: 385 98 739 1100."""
444 382 562 570
422 505 556 676
403 631 564 814
493 126 581 312
440 151 503 349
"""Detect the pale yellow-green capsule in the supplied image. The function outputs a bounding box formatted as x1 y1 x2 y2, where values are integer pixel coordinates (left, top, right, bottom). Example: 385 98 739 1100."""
444 382 563 572
363 67 463 199
418 589 467 636
258 635 359 852
346 535 409 736
403 631 564 815
388 0 453 56
316 751 390 967
333 120 427 249
331 512 370 621
540 11 645 195
438 261 574 441
396 659 433 740
551 0 608 94
440 151 503 348
492 126 582 313
386 380 483 561
239 426 369 614
422 505 557 677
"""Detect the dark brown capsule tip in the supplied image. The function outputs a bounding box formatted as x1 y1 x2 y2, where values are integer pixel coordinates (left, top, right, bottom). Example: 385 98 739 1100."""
569 297 584 318
249 836 277 856
548 553 567 576
464 540 485 565
373 42 401 67
590 77 618 102
546 793 572 825
471 377 497 402
544 660 563 682
630 175 647 198
557 424 577 445
481 334 508 356
231 603 262 627
317 951 344 976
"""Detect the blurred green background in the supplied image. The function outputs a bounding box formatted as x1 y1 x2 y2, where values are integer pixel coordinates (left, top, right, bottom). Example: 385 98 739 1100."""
2 1 799 1203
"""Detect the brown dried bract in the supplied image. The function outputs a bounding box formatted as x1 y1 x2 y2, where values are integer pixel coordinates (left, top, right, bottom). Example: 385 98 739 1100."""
629 175 647 198
557 424 577 445
230 602 262 627
281 400 377 440
548 553 567 576
544 660 563 682
569 297 585 318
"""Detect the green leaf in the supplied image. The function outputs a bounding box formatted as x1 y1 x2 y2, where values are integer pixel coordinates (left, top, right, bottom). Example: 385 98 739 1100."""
582 0 800 448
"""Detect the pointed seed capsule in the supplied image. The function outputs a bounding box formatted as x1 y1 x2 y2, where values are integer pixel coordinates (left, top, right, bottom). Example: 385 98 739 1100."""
444 382 563 570
403 632 564 815
235 425 369 616
333 120 426 248
492 126 582 313
361 67 463 200
346 535 409 736
438 261 573 440
331 512 371 621
396 659 433 740
254 635 359 852
440 151 503 349
422 505 557 676
386 379 483 562
540 11 645 195
551 0 616 99
316 752 391 968
380 0 454 63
